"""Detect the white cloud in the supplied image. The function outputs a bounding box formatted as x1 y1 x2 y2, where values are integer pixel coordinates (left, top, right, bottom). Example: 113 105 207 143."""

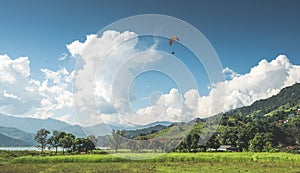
223 67 240 80
0 54 29 84
68 30 300 126
33 67 74 119
202 55 300 113
0 54 75 123
58 53 68 61
40 68 71 88
102 54 300 125
0 55 40 114
70 30 163 126
3 90 21 100
66 34 97 57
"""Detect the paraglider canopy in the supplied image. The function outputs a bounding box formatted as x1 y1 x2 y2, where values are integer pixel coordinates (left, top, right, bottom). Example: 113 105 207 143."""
169 36 179 45
169 36 179 54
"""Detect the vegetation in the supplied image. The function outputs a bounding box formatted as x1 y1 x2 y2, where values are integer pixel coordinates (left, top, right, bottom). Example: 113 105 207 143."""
122 83 300 153
0 152 298 173
34 128 50 155
10 152 300 163
33 129 95 155
1 161 299 173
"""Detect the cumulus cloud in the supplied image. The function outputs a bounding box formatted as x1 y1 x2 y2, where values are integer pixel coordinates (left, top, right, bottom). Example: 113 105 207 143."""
0 54 75 123
95 54 300 126
68 30 300 126
66 34 98 57
223 67 241 80
0 54 40 114
70 30 163 126
3 90 21 100
0 54 29 84
201 55 300 113
32 67 74 120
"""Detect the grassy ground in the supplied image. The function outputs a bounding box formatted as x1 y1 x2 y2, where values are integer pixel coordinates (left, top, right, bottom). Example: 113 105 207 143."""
1 151 300 173
1 162 300 173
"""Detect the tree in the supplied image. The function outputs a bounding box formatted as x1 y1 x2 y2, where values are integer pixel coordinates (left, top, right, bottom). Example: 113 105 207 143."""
206 134 221 150
249 132 273 152
34 128 50 155
221 127 238 146
87 135 98 147
109 130 125 153
185 134 193 152
72 138 95 153
191 133 200 152
236 124 255 151
48 130 64 155
84 138 96 153
59 133 75 154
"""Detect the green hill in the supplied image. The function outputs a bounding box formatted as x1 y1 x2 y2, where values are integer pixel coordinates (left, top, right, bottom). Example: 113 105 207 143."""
0 126 36 146
224 83 300 119
138 83 300 152
0 133 30 147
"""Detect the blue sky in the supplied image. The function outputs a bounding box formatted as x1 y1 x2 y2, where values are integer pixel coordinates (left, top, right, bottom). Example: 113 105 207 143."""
0 0 300 125
1 0 300 74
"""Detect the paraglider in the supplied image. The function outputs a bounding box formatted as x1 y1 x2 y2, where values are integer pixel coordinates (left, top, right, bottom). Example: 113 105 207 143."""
169 36 179 54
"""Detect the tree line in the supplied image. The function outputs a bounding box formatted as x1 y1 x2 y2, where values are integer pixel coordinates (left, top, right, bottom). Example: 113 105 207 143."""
34 129 96 155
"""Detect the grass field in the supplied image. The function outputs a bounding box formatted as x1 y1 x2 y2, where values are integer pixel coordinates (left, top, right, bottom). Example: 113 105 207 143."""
1 151 300 173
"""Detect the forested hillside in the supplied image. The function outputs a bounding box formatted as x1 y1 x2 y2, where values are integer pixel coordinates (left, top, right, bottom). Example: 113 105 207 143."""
132 83 300 153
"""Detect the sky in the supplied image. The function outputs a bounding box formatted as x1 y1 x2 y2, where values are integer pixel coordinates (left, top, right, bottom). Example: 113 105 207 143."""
0 0 300 126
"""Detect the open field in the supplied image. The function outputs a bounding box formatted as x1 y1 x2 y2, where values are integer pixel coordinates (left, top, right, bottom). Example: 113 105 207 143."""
1 151 300 173
1 162 300 173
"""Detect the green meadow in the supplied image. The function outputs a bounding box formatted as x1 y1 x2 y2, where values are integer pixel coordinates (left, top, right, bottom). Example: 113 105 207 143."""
1 151 300 173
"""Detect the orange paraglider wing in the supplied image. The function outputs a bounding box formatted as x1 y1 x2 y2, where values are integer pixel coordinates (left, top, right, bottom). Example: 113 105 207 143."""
169 36 179 45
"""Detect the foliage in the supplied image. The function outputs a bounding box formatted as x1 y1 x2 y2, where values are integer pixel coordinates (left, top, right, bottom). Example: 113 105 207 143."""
10 152 300 163
34 128 50 155
72 137 95 153
47 130 64 155
59 132 74 154
170 83 300 152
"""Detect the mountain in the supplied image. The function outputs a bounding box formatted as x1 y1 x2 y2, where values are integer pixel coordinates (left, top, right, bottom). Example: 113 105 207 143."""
83 121 173 137
223 83 300 118
138 83 300 152
123 124 167 139
95 124 170 147
0 113 173 138
0 126 36 146
84 123 113 137
132 121 173 130
0 114 70 133
60 125 87 137
0 133 30 147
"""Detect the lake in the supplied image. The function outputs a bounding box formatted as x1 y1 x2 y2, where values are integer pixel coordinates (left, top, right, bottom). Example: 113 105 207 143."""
0 147 64 151
0 147 108 151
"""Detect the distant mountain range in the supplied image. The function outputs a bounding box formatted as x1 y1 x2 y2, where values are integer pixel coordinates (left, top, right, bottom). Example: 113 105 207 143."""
0 114 172 146
0 115 70 133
